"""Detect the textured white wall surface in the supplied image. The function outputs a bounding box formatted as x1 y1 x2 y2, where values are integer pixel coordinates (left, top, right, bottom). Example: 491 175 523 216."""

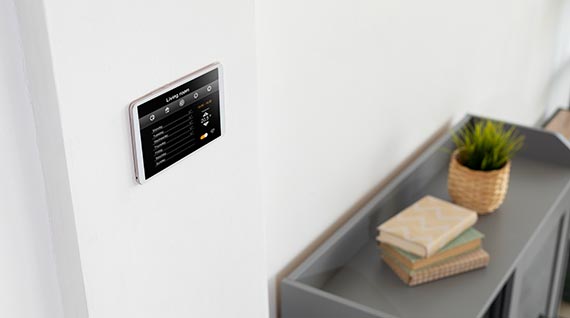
15 0 268 317
4 0 570 317
0 0 63 317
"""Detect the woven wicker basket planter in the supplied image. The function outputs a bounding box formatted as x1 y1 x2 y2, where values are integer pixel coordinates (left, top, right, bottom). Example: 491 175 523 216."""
448 150 511 214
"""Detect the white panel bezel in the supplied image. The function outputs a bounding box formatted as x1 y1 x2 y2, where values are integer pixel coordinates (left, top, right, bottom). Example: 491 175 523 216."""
128 62 225 184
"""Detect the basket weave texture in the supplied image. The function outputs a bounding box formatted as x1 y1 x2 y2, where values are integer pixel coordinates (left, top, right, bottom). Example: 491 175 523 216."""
448 150 510 214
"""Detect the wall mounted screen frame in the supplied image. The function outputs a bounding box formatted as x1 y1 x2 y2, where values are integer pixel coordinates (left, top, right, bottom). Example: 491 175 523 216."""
129 62 225 184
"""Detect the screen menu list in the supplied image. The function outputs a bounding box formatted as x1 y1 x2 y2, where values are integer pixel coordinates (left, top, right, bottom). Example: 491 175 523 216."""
136 68 221 179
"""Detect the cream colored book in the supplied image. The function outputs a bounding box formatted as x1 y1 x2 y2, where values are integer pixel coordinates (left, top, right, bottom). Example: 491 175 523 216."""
377 196 478 257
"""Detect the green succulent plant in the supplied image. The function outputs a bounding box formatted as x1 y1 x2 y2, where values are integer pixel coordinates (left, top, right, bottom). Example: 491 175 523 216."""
452 120 524 171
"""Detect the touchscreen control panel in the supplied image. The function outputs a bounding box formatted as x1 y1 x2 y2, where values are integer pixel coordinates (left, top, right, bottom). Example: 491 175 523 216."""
129 63 223 183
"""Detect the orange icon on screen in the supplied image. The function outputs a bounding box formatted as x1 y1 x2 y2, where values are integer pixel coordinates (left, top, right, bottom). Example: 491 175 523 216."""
200 133 208 140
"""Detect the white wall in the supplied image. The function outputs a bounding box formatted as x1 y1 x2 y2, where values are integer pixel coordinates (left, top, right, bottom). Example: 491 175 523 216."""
545 0 570 116
0 0 63 317
15 0 268 317
8 0 568 317
256 0 566 316
14 0 89 315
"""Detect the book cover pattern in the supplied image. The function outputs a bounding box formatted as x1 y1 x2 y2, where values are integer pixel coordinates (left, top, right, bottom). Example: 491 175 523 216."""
383 248 490 286
378 196 477 256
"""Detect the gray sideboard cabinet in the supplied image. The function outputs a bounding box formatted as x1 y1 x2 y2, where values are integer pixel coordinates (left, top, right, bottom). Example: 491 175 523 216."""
280 115 570 318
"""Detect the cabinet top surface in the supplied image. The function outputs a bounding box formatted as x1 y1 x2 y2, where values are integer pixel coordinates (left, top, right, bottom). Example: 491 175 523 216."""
296 156 570 318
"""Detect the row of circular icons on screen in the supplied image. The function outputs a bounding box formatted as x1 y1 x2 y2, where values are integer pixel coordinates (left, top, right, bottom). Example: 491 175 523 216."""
149 85 213 122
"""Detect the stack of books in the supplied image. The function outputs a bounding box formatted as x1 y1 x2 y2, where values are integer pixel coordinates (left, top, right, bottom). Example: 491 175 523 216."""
377 195 490 286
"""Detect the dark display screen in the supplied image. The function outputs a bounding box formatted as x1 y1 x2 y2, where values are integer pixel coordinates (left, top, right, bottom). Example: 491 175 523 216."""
136 68 221 180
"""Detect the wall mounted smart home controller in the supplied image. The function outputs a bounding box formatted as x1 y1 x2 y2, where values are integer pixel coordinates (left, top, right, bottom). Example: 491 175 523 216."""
129 63 225 184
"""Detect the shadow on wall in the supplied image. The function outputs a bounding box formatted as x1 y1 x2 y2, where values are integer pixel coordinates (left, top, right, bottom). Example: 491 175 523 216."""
544 58 570 119
271 118 453 317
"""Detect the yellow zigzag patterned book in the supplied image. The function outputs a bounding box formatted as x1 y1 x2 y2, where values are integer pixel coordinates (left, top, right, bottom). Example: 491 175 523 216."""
377 196 478 257
383 248 489 286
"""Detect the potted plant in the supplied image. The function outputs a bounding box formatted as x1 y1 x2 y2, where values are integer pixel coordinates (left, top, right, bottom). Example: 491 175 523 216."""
448 120 524 214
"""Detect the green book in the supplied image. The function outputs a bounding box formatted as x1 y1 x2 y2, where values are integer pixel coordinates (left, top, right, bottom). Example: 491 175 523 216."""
381 228 484 270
